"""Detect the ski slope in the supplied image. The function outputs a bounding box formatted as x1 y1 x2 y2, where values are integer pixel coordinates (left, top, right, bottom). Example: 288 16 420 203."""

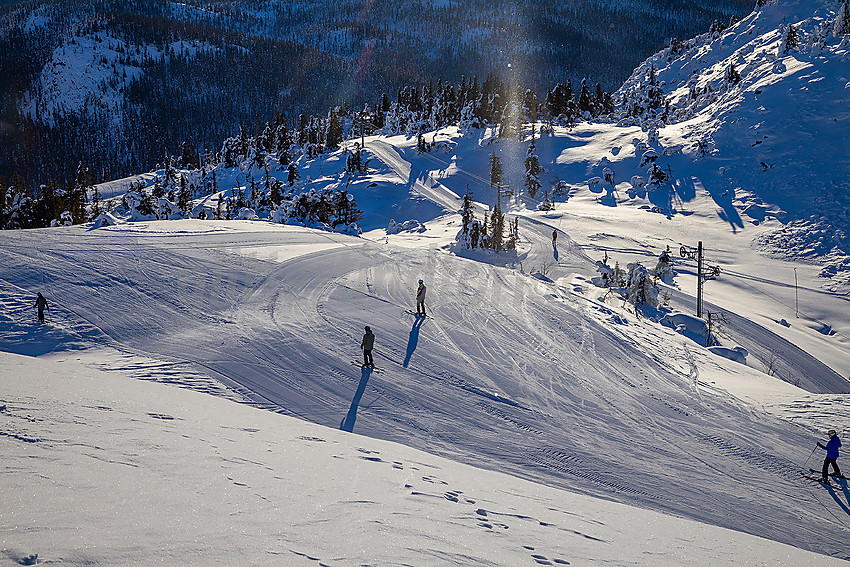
5 350 845 566
4 0 850 560
1 199 849 559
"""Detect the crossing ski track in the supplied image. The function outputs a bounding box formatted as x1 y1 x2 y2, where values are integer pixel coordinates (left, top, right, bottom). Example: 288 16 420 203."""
2 139 850 557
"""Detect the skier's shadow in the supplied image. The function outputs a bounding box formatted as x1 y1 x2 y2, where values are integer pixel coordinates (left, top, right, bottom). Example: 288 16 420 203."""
553 242 559 261
827 480 850 514
340 366 372 433
403 317 425 368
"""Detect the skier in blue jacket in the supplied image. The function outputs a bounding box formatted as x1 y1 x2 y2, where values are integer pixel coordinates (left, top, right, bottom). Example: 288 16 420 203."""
817 429 843 483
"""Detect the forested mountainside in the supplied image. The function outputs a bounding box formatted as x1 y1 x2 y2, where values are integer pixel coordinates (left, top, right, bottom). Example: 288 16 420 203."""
0 0 754 190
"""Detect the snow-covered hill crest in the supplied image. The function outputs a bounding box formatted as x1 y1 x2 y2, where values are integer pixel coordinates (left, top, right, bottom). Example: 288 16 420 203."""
617 0 850 287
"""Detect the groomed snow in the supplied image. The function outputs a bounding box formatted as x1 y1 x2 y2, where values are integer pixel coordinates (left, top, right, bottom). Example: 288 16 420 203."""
2 351 846 566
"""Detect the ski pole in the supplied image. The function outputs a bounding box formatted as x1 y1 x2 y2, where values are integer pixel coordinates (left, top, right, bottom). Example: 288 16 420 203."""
804 445 818 467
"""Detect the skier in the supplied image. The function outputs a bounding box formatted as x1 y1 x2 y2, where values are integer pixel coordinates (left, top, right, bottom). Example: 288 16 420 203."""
552 230 557 246
34 292 48 323
360 325 375 367
817 429 843 483
415 279 427 317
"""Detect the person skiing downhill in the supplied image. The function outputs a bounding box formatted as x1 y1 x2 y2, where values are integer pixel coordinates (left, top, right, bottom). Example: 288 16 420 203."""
360 325 375 367
552 230 557 246
817 429 843 483
415 279 427 317
34 292 48 323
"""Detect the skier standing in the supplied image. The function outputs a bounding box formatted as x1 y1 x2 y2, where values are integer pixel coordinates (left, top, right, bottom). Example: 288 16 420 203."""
415 279 427 317
817 429 843 483
552 230 557 246
34 292 48 323
360 325 375 367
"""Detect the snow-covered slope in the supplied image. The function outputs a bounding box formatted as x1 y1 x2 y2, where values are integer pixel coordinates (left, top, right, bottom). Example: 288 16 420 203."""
3 0 850 562
616 0 850 289
6 350 846 566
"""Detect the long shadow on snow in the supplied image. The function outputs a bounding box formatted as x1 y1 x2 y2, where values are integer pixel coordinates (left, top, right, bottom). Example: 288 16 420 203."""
403 317 424 367
340 366 373 433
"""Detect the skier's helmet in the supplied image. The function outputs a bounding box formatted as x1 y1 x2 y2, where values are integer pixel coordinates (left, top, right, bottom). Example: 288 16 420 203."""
365 326 371 332
419 279 423 284
828 429 837 436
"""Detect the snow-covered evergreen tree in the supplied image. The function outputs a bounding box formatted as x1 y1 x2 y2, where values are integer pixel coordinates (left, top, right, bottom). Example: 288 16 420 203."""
489 152 503 188
626 262 659 307
835 2 850 37
779 24 801 53
524 130 543 199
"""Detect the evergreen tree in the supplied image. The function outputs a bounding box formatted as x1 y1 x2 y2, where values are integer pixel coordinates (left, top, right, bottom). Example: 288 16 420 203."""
781 24 800 52
646 65 664 112
578 79 593 116
725 62 741 85
326 110 343 150
524 129 543 199
460 185 475 237
177 175 191 214
489 151 503 188
287 163 300 186
178 141 199 169
488 195 505 252
835 2 850 36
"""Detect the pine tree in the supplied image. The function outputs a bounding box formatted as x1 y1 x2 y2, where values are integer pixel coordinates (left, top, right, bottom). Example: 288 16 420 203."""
646 65 664 111
326 110 343 150
460 185 475 236
578 79 593 116
725 63 741 85
177 175 191 214
782 24 800 52
489 195 505 252
524 129 543 199
489 152 503 188
835 2 850 36
287 163 300 186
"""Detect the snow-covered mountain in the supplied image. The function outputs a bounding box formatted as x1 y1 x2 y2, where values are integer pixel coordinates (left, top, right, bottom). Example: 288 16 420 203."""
2 0 850 563
0 0 754 186
616 0 850 290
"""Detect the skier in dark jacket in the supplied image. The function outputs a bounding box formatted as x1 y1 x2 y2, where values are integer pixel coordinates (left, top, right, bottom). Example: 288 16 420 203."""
415 280 427 317
817 429 842 483
360 326 375 367
34 292 48 323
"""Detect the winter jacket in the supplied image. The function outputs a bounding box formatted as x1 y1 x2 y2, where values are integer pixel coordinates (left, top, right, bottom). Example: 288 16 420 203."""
416 285 426 300
822 435 841 459
361 331 375 351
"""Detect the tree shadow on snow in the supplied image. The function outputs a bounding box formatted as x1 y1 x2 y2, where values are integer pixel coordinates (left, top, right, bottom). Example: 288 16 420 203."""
340 366 372 433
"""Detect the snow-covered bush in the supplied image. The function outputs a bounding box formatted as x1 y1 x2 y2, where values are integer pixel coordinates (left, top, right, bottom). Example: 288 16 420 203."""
234 207 258 220
50 211 74 227
654 247 675 284
626 262 659 307
387 219 426 234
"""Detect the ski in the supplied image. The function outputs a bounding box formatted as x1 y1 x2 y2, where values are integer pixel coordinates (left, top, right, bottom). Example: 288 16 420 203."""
801 472 838 486
809 469 846 480
404 310 432 319
350 360 383 373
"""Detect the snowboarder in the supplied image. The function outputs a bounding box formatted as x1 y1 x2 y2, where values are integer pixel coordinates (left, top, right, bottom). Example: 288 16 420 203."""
34 292 48 323
415 279 427 317
817 429 842 483
360 325 375 367
552 230 557 246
